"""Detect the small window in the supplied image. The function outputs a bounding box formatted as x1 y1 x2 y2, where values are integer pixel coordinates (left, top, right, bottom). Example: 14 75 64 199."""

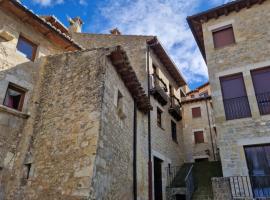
192 107 201 118
190 94 195 98
157 107 163 128
213 25 235 49
194 131 204 144
199 91 209 97
117 91 123 108
3 83 26 111
16 35 37 61
171 121 177 142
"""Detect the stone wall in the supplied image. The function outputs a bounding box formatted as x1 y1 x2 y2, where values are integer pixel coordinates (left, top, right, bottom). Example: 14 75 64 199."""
0 58 45 199
202 1 270 176
4 50 106 200
91 55 135 199
212 177 232 200
182 99 217 162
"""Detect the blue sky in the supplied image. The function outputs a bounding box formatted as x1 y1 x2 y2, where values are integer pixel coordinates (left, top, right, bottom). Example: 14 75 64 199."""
21 0 231 90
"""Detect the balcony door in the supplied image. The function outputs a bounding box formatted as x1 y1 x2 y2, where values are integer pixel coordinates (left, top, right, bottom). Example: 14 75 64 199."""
220 73 251 120
251 67 270 115
244 145 270 198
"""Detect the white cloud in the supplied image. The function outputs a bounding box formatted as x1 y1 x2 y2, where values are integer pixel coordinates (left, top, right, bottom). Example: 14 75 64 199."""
79 0 87 6
98 0 230 87
32 0 64 7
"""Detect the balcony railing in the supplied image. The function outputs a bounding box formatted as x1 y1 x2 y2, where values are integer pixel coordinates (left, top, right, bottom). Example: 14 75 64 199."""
169 95 182 121
229 176 270 199
150 74 169 106
256 92 270 115
223 96 251 120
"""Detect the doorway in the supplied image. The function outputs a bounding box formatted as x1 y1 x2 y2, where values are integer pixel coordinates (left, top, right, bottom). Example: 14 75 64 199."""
154 157 163 200
244 144 270 198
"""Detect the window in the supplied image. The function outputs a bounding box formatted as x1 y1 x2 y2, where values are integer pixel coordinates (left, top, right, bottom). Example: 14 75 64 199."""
171 121 177 142
220 73 251 120
16 35 37 61
213 25 235 48
251 67 270 115
194 131 204 144
199 91 209 97
3 83 26 111
117 90 123 108
157 107 163 128
190 94 195 99
192 107 201 118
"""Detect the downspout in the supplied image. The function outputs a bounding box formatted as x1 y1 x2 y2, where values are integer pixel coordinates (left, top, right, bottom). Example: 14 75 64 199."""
133 102 137 200
205 98 216 160
146 45 153 200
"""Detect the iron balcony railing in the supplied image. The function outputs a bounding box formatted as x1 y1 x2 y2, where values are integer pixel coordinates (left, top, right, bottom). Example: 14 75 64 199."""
223 96 251 120
229 176 270 199
169 95 182 121
256 92 270 115
150 74 167 92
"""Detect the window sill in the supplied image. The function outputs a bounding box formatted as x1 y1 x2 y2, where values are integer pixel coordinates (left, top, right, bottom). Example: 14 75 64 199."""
214 42 237 50
0 105 30 119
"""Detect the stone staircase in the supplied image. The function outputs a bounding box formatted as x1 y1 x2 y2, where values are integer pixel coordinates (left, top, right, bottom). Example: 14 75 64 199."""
191 161 222 200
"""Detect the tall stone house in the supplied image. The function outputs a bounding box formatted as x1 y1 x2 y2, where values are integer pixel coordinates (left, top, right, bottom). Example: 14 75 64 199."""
188 0 270 199
182 83 218 162
0 0 190 199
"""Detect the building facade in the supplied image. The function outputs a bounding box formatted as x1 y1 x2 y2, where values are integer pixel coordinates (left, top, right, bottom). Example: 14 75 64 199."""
182 83 218 162
188 0 270 198
0 0 188 199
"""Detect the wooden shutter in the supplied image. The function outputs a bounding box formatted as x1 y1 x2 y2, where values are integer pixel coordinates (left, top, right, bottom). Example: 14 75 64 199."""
194 131 204 144
213 25 235 48
220 73 251 120
251 67 270 115
251 67 270 94
192 107 201 118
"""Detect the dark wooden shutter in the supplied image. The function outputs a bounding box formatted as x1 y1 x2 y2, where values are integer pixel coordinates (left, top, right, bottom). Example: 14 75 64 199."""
213 25 235 48
220 73 251 120
251 67 270 115
251 67 270 94
194 131 204 144
192 107 201 118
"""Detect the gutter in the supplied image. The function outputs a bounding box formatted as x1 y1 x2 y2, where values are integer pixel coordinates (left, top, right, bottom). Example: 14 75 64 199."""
147 44 153 200
133 102 137 200
205 99 216 160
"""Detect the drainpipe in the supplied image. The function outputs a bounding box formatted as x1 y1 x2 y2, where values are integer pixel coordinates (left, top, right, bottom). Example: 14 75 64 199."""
205 98 216 161
146 45 153 200
133 102 137 200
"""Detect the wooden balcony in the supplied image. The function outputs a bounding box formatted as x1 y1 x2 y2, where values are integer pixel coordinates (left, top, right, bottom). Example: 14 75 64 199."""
169 95 182 121
150 74 169 106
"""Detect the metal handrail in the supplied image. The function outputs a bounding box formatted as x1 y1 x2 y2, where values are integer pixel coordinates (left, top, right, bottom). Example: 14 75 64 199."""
185 165 194 182
223 95 251 120
255 92 270 115
151 73 168 92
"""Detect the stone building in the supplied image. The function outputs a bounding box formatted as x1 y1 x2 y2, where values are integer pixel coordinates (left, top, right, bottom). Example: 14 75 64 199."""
188 0 270 199
0 0 189 199
182 82 218 162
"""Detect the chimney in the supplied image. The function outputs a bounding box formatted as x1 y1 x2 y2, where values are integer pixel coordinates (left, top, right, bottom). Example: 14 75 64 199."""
68 17 83 33
110 28 121 35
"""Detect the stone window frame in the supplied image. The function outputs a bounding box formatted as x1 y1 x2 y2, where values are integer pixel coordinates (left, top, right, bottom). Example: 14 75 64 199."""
191 106 202 118
3 82 27 112
207 19 236 49
16 34 38 61
192 128 208 144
